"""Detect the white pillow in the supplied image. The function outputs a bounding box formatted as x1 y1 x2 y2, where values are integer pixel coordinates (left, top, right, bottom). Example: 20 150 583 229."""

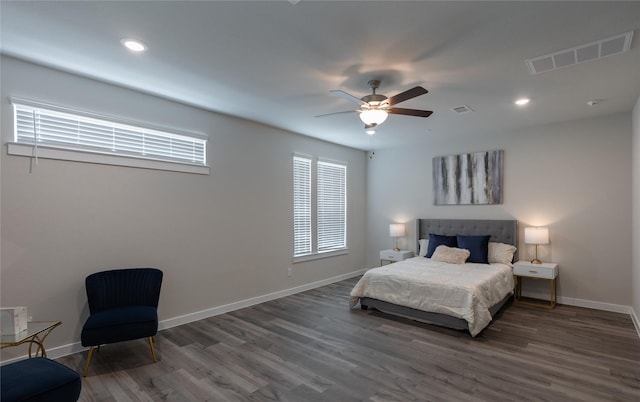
488 242 517 264
418 239 429 257
430 245 470 264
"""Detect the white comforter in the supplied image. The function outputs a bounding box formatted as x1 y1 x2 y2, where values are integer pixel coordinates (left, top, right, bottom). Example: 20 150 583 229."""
350 257 514 336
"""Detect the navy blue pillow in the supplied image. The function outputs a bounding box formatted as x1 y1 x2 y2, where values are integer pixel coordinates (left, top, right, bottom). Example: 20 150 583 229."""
457 235 491 264
426 233 457 258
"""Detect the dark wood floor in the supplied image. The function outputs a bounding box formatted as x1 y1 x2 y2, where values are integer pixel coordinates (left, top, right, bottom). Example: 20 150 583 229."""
57 277 640 401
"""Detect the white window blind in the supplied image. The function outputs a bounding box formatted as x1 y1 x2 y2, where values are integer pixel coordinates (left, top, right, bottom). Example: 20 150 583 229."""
12 101 207 167
293 155 347 259
293 156 312 257
317 160 346 252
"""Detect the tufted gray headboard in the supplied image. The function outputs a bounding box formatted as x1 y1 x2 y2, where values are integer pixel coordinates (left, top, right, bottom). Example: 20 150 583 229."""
416 218 518 260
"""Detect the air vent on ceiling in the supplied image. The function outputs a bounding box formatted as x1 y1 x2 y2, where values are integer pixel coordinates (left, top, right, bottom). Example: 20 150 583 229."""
451 105 473 114
526 31 634 75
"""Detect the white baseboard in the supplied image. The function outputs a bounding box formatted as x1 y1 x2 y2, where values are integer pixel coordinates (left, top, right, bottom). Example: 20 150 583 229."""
522 290 632 314
557 296 631 314
4 272 635 366
157 268 367 331
1 268 368 365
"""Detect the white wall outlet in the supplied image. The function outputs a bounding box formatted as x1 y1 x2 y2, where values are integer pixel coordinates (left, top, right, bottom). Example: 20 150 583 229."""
287 267 292 277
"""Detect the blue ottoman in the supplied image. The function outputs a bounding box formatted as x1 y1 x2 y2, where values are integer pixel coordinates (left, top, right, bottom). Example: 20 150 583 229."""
1 357 81 401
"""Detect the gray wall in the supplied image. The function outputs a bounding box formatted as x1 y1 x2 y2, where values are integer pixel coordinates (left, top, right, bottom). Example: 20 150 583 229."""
633 95 640 328
0 56 368 360
366 113 633 308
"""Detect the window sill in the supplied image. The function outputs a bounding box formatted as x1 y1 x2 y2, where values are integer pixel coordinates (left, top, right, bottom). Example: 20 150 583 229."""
6 143 210 175
292 248 349 263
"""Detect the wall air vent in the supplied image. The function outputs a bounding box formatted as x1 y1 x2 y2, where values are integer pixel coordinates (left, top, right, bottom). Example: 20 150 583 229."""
451 105 473 114
526 31 633 75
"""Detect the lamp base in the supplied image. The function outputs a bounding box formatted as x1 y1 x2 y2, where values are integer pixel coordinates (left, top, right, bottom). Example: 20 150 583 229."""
530 258 542 264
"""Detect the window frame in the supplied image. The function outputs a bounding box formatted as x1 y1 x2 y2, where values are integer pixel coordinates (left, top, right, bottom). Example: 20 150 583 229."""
7 97 210 175
292 153 348 263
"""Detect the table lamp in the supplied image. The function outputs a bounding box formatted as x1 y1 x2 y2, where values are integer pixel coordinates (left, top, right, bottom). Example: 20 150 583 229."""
524 227 549 264
389 223 405 252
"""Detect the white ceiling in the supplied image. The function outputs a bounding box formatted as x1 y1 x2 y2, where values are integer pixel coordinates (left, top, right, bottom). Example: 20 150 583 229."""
1 1 639 150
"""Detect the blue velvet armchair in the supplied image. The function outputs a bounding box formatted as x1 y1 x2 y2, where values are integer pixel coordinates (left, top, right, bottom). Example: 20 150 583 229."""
81 268 163 377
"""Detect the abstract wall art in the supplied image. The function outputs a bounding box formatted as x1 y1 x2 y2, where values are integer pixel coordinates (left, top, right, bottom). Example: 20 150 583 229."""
433 149 503 205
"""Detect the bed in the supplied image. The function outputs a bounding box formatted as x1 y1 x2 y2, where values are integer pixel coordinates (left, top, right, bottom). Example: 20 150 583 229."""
350 218 518 336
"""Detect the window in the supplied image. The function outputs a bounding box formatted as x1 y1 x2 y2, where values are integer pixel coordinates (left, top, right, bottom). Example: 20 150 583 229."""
8 98 209 174
293 155 347 260
317 160 347 252
293 156 312 256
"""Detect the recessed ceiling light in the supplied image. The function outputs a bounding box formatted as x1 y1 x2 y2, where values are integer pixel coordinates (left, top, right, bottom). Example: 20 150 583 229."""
514 98 531 106
121 38 147 52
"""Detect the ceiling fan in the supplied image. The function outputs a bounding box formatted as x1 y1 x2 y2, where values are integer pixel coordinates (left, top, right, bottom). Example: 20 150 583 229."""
316 80 433 131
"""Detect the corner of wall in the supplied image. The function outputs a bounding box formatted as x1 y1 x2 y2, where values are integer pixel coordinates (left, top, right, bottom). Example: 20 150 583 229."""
632 95 640 337
632 307 640 339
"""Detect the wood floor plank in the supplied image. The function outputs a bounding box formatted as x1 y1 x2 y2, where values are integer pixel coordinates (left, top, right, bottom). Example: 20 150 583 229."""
56 277 640 401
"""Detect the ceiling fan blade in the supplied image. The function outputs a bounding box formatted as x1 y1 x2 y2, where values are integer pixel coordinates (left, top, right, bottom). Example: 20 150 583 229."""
330 90 366 105
315 110 360 118
387 108 433 118
386 86 428 106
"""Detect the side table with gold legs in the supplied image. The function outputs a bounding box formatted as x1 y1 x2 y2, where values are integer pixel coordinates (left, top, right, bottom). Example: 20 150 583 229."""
1 321 62 358
513 261 559 309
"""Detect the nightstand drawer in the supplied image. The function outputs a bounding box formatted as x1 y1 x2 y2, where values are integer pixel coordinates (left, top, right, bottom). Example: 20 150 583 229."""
379 250 414 262
513 261 558 279
380 252 401 261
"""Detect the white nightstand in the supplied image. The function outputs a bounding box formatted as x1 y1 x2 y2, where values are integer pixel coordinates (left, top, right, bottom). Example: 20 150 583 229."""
513 260 559 309
379 249 414 266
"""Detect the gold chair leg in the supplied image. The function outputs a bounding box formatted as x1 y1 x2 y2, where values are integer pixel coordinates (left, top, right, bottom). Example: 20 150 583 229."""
83 346 95 377
149 336 157 363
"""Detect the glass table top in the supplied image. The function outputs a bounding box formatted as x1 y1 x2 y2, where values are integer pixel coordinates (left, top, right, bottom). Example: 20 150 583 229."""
1 321 61 345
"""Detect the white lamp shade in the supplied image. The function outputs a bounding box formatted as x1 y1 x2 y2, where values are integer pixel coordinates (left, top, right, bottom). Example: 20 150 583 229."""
389 223 405 237
360 109 388 125
524 227 549 245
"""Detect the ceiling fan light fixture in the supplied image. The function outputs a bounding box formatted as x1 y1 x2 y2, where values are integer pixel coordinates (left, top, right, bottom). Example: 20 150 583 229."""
365 128 376 135
359 109 388 125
